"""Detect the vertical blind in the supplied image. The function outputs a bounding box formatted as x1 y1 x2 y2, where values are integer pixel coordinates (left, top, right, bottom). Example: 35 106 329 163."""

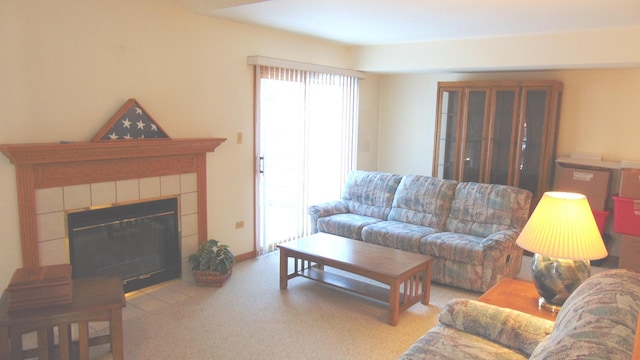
254 62 360 255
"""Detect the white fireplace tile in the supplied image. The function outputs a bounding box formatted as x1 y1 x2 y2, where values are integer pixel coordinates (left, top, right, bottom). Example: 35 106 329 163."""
161 175 180 195
37 212 66 241
181 192 198 215
180 173 197 193
122 303 146 321
140 177 161 199
126 293 170 312
91 181 116 206
63 184 91 210
116 179 140 202
141 286 188 305
181 213 198 237
181 233 199 260
35 187 63 214
38 238 69 265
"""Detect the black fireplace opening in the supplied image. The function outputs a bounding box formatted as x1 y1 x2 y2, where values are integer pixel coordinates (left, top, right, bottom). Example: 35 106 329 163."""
67 197 181 293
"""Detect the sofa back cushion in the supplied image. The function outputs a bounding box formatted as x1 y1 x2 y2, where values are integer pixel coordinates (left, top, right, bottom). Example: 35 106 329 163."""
530 269 640 359
388 175 458 229
342 171 403 220
445 182 532 237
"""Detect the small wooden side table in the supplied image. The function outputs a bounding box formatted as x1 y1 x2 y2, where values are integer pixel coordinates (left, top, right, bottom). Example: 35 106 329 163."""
478 278 557 322
0 276 125 360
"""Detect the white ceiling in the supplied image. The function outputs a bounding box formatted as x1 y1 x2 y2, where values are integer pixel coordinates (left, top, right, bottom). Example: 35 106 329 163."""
191 0 640 46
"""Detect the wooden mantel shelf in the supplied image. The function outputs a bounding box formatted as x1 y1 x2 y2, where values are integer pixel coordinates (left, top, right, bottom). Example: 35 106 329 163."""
1 137 226 267
0 138 226 165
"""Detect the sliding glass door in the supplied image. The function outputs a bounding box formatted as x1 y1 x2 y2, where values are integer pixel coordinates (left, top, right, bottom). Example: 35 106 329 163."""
254 66 359 255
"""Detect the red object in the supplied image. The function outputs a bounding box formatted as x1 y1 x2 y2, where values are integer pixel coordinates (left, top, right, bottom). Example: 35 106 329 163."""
612 196 640 237
592 210 609 235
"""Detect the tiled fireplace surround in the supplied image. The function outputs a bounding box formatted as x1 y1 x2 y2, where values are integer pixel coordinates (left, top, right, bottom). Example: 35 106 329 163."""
35 173 199 275
0 138 225 280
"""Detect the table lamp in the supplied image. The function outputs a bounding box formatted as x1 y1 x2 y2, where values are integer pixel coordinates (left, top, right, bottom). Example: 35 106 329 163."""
516 191 608 312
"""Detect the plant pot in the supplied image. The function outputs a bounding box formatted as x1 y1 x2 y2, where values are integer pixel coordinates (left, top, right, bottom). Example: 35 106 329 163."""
192 264 233 287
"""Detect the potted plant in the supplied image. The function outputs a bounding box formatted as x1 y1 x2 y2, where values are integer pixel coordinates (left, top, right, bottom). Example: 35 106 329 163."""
188 239 236 287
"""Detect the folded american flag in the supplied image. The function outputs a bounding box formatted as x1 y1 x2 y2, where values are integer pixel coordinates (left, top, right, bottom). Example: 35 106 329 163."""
100 104 168 140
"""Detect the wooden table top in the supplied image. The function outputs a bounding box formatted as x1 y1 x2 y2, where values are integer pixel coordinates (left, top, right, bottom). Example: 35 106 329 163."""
0 277 125 325
478 278 557 321
279 232 433 276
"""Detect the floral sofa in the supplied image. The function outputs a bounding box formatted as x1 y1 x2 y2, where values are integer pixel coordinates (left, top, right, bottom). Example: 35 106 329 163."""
399 269 640 359
308 170 532 292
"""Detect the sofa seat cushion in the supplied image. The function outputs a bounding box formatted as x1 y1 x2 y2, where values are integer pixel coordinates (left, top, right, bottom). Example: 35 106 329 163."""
387 175 458 229
399 324 528 360
361 221 439 253
431 259 483 292
420 232 484 264
530 269 640 360
316 213 382 240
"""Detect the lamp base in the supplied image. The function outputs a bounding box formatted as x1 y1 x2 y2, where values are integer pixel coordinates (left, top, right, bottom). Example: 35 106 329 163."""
531 254 591 311
538 297 562 313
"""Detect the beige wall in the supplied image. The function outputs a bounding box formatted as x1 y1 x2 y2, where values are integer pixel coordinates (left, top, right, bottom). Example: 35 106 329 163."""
0 0 359 290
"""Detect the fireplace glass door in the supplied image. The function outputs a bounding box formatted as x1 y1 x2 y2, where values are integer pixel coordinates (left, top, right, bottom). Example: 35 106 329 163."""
67 197 180 292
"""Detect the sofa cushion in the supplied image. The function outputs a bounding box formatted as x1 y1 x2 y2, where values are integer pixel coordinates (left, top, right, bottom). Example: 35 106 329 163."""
530 269 640 360
399 324 528 360
438 299 554 357
445 183 531 237
316 213 382 240
361 221 439 253
387 175 458 228
399 298 555 360
420 232 484 264
342 170 403 219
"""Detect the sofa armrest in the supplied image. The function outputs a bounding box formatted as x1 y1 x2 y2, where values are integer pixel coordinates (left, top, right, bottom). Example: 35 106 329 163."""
439 298 554 357
480 229 519 250
308 200 349 233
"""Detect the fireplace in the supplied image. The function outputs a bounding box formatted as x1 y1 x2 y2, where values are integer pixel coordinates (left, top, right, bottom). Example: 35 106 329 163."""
68 198 180 293
0 137 225 280
0 100 226 294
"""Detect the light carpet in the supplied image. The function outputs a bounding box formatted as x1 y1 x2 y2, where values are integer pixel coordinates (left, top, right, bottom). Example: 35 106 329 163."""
90 253 603 359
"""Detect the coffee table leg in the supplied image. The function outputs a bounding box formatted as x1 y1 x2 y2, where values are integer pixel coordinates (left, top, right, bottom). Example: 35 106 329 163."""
422 262 432 305
0 325 9 360
58 324 71 360
111 308 124 360
279 249 288 289
389 281 400 326
78 320 89 360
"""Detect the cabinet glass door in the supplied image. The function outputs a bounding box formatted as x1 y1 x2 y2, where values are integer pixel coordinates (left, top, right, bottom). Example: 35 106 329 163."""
488 89 518 185
517 89 549 199
461 90 488 182
436 90 460 179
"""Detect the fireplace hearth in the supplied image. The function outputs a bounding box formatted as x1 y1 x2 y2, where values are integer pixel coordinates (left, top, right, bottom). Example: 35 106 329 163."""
68 198 180 293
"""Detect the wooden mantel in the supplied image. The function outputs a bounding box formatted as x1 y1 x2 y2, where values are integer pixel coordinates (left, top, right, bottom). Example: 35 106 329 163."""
1 138 226 267
1 139 225 165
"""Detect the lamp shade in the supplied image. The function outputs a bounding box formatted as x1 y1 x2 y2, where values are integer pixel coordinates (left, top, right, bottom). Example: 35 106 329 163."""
516 192 608 260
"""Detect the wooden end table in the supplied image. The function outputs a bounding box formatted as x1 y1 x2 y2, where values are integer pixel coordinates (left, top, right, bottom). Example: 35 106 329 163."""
0 276 125 360
278 232 433 326
478 278 557 321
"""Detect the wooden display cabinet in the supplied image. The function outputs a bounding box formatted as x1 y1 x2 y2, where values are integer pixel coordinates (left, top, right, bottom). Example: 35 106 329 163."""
432 80 563 206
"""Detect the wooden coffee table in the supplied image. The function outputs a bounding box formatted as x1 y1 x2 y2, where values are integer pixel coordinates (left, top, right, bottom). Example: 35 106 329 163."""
278 232 433 325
